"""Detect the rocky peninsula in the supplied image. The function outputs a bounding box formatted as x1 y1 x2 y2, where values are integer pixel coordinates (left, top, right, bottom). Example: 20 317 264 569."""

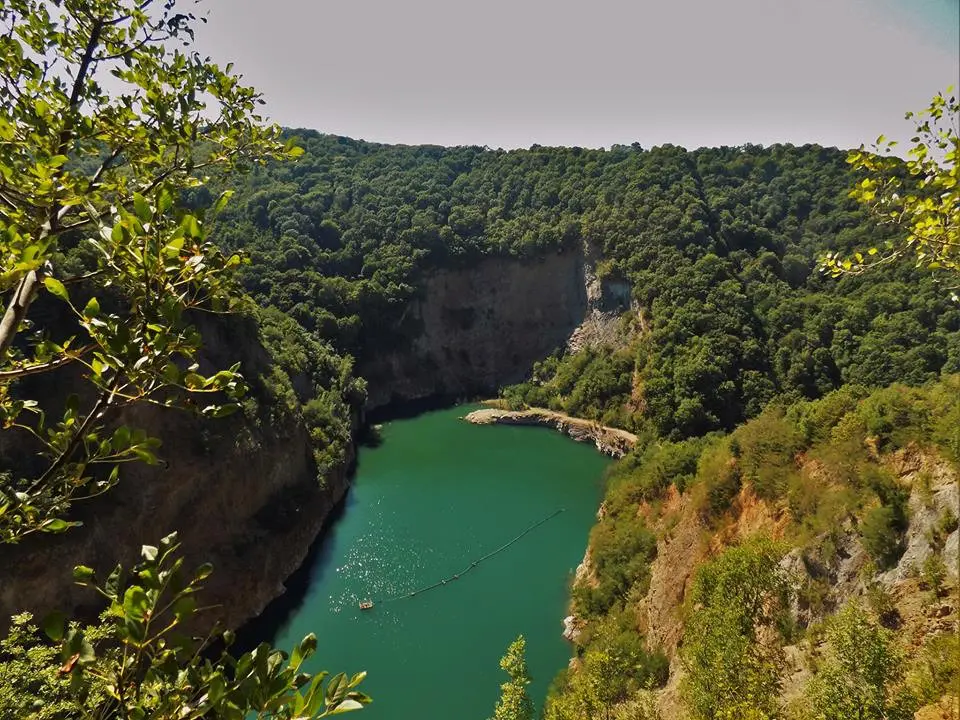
463 406 637 457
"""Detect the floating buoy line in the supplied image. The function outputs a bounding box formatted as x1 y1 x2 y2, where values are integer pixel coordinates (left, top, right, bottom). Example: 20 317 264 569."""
358 508 566 610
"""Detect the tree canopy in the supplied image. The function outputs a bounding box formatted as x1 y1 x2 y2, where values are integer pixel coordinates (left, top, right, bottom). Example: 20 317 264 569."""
211 133 957 438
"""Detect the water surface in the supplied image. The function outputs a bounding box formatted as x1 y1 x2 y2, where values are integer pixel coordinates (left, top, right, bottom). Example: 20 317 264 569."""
269 405 609 719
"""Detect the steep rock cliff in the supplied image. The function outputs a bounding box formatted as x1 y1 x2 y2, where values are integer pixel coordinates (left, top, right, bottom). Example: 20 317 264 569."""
0 315 351 634
361 248 589 410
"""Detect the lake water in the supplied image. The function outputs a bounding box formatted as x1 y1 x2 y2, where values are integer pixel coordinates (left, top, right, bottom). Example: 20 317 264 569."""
266 405 609 719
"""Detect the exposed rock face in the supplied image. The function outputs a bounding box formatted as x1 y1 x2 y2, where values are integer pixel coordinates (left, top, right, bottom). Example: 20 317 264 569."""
360 249 589 410
636 486 706 661
0 316 350 635
562 615 582 643
567 241 633 353
880 453 959 585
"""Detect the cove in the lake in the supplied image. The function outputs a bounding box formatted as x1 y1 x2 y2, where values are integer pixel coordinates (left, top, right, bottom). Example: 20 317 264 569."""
263 404 610 719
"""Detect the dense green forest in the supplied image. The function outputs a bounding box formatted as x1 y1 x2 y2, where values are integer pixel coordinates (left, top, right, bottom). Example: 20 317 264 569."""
210 135 956 439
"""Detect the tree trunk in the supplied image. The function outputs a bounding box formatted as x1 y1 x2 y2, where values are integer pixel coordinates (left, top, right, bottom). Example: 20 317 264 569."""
0 270 41 360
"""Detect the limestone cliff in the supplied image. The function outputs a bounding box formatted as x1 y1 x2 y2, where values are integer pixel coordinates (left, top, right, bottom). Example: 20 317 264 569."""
0 314 352 634
361 249 589 410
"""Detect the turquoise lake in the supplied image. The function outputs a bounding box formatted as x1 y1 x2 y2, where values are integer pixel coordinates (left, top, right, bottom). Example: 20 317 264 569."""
264 405 610 719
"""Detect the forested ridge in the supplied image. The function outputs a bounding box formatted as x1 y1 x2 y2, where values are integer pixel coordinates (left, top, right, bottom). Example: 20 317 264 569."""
210 134 956 438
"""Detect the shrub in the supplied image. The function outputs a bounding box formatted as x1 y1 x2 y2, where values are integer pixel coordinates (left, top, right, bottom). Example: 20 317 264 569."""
681 539 789 720
860 505 905 570
603 438 705 515
927 375 960 463
576 517 657 617
855 385 930 451
787 385 870 444
802 603 916 720
733 411 804 500
865 582 900 628
907 633 960 705
919 554 946 598
693 440 742 521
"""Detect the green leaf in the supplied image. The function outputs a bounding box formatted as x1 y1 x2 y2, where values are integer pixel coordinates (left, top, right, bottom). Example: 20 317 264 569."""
72 565 95 583
213 189 234 214
43 277 69 302
172 595 196 623
42 611 66 641
82 296 100 318
161 362 181 384
182 214 202 239
203 403 240 418
122 586 150 620
292 633 317 667
329 699 365 714
20 244 40 264
77 638 95 665
325 672 347 706
157 188 174 214
41 518 79 533
133 192 151 222
141 544 158 562
104 564 123 599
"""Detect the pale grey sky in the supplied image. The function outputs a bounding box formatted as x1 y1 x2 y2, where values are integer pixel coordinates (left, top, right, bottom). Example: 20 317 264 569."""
194 0 959 150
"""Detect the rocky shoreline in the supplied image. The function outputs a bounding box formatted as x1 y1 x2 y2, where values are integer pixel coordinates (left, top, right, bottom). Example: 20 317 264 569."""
463 406 637 458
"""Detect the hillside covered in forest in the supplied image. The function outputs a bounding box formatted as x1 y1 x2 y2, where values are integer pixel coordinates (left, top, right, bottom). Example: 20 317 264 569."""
211 135 956 432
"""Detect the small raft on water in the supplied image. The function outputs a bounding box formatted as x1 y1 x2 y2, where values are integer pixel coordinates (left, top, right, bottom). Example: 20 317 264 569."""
359 599 374 610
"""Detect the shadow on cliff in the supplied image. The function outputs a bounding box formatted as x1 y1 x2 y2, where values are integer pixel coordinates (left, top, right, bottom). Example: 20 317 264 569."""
365 391 472 425
232 485 358 653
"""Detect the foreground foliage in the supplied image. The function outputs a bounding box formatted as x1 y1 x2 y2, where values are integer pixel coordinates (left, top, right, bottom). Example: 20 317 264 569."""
0 1 367 717
490 636 534 720
0 533 370 719
0 0 298 540
823 88 959 282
